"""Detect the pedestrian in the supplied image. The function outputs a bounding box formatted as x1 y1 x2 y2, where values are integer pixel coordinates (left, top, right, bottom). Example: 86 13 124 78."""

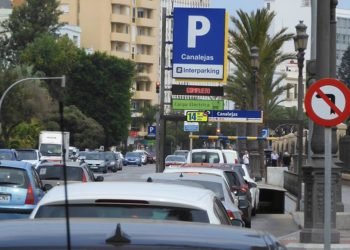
242 150 250 174
271 151 279 166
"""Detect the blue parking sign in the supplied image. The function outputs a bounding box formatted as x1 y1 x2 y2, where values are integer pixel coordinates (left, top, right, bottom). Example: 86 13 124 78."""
172 8 228 81
148 126 156 137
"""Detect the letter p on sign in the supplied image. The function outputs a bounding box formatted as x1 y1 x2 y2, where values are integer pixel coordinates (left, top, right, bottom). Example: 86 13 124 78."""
187 16 210 48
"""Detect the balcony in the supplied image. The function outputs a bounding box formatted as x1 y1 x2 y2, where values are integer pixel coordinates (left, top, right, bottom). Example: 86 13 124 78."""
136 35 157 45
111 32 130 43
111 13 130 24
135 54 155 63
111 0 130 4
136 17 157 27
133 90 154 100
137 0 158 9
110 51 130 59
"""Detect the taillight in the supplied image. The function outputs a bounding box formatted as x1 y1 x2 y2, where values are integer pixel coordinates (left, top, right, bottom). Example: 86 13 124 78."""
25 185 35 205
241 184 249 193
82 174 87 182
234 159 238 164
226 210 235 220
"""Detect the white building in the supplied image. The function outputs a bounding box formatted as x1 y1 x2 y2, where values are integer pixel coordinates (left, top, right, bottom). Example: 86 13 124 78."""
161 0 210 114
264 0 350 108
57 24 81 48
0 8 11 35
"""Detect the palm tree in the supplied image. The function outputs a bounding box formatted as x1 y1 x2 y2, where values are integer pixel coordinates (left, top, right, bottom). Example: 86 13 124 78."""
139 104 159 127
226 8 295 176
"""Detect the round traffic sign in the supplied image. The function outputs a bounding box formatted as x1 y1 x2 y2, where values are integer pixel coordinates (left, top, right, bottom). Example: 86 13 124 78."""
304 78 350 127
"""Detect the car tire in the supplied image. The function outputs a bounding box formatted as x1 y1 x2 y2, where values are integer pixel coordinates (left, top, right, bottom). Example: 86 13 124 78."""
245 220 251 228
103 168 107 174
112 167 117 173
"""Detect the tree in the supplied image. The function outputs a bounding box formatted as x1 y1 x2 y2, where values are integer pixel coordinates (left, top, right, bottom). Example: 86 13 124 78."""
226 8 295 176
0 65 56 146
66 52 136 146
20 34 80 98
140 104 159 127
0 0 62 65
338 45 350 88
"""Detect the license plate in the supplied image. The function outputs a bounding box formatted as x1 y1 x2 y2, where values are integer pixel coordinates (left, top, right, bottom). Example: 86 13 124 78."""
0 195 10 203
90 166 98 169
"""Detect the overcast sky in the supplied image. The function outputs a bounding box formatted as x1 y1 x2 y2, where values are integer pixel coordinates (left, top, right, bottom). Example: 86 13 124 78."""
211 0 350 17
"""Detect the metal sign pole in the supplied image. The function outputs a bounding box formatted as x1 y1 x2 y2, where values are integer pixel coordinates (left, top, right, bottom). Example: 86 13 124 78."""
324 127 331 250
189 132 193 163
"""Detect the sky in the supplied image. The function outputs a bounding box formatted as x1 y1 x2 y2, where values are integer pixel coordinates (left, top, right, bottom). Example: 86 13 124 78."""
211 0 350 17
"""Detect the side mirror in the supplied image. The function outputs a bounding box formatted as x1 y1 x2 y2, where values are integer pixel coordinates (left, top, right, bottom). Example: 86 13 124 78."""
43 184 53 191
254 176 262 182
95 176 104 182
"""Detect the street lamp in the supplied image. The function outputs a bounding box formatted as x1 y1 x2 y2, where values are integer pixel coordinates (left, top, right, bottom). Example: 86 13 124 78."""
250 46 260 177
294 20 308 211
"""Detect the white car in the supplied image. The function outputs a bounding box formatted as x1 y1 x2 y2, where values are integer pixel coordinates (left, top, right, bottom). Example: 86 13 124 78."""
187 149 226 164
133 150 148 165
29 182 233 225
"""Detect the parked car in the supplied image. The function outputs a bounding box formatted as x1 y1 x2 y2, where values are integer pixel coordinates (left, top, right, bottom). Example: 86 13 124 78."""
142 172 243 226
84 151 108 173
164 166 253 228
0 218 287 249
173 149 189 158
102 151 119 172
30 182 232 226
0 160 45 219
133 150 148 165
187 149 226 164
165 154 186 167
36 162 104 191
221 149 240 164
16 149 41 168
124 152 142 166
0 149 18 161
145 151 156 164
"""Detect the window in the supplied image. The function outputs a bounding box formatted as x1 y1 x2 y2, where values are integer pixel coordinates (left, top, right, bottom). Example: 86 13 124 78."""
60 4 69 14
266 2 270 9
213 198 231 225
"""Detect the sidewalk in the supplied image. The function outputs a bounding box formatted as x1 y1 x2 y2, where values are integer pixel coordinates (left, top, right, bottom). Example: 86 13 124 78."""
278 192 350 249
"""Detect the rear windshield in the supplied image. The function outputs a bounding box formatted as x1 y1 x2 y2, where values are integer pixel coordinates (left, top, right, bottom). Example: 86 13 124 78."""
34 204 209 223
0 167 28 188
40 144 61 156
0 152 15 160
165 155 186 162
192 152 220 163
17 151 37 161
37 166 83 181
224 171 244 187
181 180 224 201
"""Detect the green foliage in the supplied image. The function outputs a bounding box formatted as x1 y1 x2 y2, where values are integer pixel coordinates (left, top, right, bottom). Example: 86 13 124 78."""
0 0 62 64
139 104 159 127
226 8 295 114
0 65 56 146
66 52 136 146
10 118 43 148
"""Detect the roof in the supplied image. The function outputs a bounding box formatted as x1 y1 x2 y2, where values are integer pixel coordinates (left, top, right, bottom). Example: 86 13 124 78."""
143 172 225 184
191 149 223 152
164 167 229 176
34 182 216 210
0 218 283 249
0 160 32 170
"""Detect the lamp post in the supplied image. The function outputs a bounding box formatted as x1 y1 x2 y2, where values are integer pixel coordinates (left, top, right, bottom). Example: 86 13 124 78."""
250 46 260 177
293 21 308 211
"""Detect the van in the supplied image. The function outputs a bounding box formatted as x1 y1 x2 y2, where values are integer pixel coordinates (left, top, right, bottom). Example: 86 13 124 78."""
187 149 226 164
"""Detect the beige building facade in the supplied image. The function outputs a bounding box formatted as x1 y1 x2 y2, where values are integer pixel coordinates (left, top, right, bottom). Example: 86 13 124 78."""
58 0 160 137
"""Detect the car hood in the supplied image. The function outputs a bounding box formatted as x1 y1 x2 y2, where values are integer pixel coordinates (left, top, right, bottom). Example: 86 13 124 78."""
85 160 104 164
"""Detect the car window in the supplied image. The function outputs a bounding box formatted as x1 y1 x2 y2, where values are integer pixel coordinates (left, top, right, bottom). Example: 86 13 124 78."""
39 144 61 156
181 180 224 201
34 204 210 223
213 198 231 225
223 151 237 164
83 165 95 181
192 152 220 163
17 151 38 160
86 153 103 160
224 171 243 187
31 167 42 189
104 152 115 160
37 166 83 181
0 152 15 160
165 155 186 162
0 167 28 188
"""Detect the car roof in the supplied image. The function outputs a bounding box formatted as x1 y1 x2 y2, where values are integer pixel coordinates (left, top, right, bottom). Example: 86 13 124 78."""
191 149 222 152
35 182 216 210
0 218 281 249
143 172 225 184
0 160 32 169
164 167 228 176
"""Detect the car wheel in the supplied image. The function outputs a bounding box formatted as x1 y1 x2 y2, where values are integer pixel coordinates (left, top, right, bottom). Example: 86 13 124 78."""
245 220 251 228
103 168 107 174
138 163 142 167
112 167 117 173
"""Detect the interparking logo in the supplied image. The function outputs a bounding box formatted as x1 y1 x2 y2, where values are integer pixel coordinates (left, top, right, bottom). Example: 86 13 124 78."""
176 67 183 73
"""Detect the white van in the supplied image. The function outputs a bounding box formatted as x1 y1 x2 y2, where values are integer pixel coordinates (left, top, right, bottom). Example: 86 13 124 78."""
221 149 240 164
187 149 226 164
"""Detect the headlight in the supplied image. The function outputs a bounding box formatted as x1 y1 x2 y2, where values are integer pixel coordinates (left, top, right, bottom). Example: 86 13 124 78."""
110 161 115 165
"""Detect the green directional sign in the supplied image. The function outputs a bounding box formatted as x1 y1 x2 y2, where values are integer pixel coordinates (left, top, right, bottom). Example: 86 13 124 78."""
172 99 224 110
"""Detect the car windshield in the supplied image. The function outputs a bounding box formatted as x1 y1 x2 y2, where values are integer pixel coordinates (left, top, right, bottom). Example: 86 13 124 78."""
0 152 15 160
36 166 83 181
174 151 188 157
126 152 139 157
17 151 37 161
0 167 27 188
34 204 209 223
192 152 220 163
224 171 244 187
165 155 186 162
103 152 115 160
39 144 61 156
85 153 103 160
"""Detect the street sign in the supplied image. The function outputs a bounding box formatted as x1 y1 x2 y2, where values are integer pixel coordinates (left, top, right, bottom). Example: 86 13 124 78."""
304 78 350 127
186 111 208 122
184 121 199 132
261 129 269 138
171 85 224 96
148 126 156 137
172 99 224 110
207 110 263 123
172 8 228 81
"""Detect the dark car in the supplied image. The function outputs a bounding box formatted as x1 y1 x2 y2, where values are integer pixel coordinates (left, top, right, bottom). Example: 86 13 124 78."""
84 151 108 173
0 149 18 161
36 162 104 191
0 219 287 249
103 151 119 173
0 160 45 219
